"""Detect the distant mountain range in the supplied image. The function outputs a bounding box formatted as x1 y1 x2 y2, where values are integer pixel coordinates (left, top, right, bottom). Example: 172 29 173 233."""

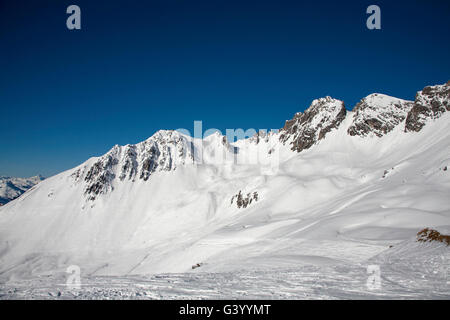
0 176 45 205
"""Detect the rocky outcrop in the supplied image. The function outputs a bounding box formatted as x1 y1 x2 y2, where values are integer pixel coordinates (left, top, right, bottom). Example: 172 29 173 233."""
231 191 259 209
79 130 195 200
84 148 119 201
119 145 138 181
279 97 346 152
347 94 413 137
139 131 194 181
417 228 450 246
405 82 450 132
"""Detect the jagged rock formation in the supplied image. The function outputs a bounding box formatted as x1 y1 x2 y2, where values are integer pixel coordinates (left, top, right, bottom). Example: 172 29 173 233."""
61 82 450 202
84 149 119 201
348 94 413 137
119 145 138 181
139 131 193 180
75 130 195 201
0 175 45 205
405 82 450 132
279 97 346 152
231 191 259 209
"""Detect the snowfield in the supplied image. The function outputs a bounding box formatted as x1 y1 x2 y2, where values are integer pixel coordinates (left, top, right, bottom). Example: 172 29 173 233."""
0 83 449 299
1 238 449 299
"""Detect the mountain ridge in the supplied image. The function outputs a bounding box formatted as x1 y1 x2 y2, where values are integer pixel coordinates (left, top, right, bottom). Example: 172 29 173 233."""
0 81 448 279
68 81 450 201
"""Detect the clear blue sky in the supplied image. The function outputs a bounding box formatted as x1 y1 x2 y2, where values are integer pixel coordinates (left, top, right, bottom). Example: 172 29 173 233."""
0 0 449 177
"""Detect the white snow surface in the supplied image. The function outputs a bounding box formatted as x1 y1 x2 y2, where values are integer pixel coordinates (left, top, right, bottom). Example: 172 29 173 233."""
0 96 449 299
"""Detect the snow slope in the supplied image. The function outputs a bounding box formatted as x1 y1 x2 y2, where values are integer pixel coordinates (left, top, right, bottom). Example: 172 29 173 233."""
0 82 449 298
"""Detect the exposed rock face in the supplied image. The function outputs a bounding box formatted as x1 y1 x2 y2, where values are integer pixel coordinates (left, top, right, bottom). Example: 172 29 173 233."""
417 228 450 246
79 130 195 200
119 145 138 181
405 82 450 132
231 191 259 209
279 97 346 152
348 94 413 137
84 149 119 201
0 175 45 205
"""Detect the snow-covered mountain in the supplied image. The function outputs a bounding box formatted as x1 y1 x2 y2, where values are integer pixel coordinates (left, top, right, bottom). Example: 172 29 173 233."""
279 96 346 152
0 81 449 287
347 94 413 137
0 176 44 206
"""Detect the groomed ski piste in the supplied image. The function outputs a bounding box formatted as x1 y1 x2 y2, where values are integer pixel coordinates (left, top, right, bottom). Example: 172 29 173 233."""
1 83 449 299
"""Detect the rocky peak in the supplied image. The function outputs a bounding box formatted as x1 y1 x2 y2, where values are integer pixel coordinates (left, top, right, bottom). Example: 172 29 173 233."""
78 130 195 201
279 96 346 152
405 81 450 132
347 94 413 137
137 130 194 181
